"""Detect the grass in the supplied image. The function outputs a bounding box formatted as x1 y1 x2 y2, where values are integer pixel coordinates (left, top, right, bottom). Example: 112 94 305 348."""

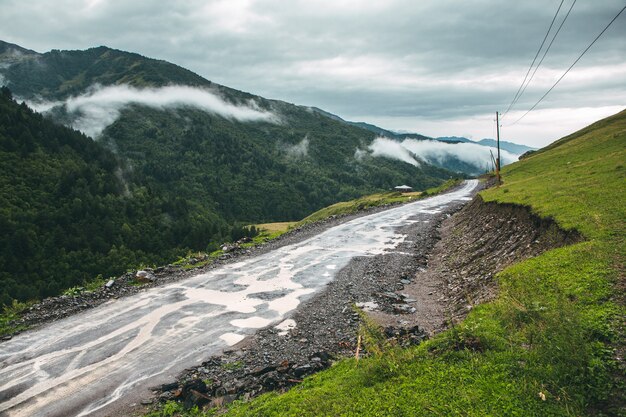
213 110 625 416
255 222 297 234
0 300 32 336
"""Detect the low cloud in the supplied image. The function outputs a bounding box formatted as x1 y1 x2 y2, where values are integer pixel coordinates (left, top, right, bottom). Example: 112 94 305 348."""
366 136 519 172
368 137 420 166
354 147 367 161
29 84 278 138
400 139 519 167
284 135 309 158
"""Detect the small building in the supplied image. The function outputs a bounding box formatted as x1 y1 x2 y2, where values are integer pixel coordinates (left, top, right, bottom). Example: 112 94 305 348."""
394 185 413 193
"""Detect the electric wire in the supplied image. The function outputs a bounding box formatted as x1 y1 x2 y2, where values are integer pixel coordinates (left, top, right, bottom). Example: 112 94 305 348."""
515 0 577 108
502 0 565 118
510 3 626 125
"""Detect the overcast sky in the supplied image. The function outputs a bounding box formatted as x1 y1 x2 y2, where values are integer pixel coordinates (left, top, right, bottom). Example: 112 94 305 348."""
1 0 625 147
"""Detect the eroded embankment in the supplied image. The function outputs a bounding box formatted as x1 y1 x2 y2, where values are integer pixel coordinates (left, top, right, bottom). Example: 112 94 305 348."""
367 194 583 337
422 195 582 328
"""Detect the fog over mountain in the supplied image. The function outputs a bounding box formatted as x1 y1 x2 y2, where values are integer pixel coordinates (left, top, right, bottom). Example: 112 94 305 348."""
366 137 519 175
29 84 278 138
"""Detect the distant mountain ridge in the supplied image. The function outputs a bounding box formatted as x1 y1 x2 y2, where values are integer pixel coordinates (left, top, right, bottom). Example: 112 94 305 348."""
436 136 535 155
309 107 535 155
308 108 535 174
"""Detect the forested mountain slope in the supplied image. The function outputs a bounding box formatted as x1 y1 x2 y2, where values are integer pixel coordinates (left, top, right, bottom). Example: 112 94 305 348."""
0 42 457 304
0 41 455 221
0 87 236 304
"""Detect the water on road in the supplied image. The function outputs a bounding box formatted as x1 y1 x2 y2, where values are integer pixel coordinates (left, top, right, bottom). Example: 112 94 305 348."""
0 180 478 416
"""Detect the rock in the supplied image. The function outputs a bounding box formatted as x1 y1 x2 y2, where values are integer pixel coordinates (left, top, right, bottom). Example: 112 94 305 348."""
378 291 402 302
276 360 290 373
392 304 416 314
135 270 154 283
181 380 210 409
259 371 281 390
251 365 276 376
310 351 332 363
160 382 179 392
159 391 174 402
183 389 211 409
293 364 312 378
140 399 153 405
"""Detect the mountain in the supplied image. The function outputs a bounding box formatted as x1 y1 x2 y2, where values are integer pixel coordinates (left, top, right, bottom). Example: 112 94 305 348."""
0 42 459 304
0 87 243 305
308 107 427 139
476 138 535 154
436 136 474 144
437 136 535 154
307 107 531 175
310 107 430 140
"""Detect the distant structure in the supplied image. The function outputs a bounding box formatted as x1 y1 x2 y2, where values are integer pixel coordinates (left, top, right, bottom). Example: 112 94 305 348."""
394 185 413 193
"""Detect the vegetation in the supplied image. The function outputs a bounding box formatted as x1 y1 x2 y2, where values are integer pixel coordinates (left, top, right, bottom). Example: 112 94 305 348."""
203 111 623 416
0 87 252 305
0 299 32 335
297 179 462 226
0 45 458 306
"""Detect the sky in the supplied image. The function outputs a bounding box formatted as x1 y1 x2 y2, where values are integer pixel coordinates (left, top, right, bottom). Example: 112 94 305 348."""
1 0 625 147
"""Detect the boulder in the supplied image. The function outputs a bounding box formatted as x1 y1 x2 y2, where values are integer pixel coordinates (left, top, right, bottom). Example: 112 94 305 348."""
135 270 154 283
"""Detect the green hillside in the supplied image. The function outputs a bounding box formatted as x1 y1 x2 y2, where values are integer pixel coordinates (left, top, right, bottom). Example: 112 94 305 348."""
0 42 458 305
0 42 455 223
0 87 237 305
207 111 625 416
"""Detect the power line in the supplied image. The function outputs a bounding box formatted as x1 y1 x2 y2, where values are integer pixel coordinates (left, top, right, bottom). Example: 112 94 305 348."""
515 0 577 107
502 0 565 118
511 3 626 126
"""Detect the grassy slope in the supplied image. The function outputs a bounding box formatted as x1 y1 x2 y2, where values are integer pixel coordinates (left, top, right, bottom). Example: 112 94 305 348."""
296 180 461 227
214 111 625 417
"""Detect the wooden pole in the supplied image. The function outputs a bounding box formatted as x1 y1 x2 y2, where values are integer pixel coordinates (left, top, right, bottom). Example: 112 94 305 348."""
496 111 501 185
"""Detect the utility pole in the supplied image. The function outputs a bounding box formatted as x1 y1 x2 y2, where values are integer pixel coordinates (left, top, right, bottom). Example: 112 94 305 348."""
496 111 501 185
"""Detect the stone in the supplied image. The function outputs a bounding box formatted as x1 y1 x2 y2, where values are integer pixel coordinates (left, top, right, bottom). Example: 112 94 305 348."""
135 270 154 283
293 364 312 378
310 351 332 363
160 382 179 391
392 304 416 314
251 365 276 376
159 391 174 402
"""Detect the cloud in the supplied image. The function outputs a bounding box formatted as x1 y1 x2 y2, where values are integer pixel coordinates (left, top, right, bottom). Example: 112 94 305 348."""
365 137 519 172
1 0 625 145
284 135 309 158
400 139 519 168
354 147 367 161
29 84 278 138
367 137 420 166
